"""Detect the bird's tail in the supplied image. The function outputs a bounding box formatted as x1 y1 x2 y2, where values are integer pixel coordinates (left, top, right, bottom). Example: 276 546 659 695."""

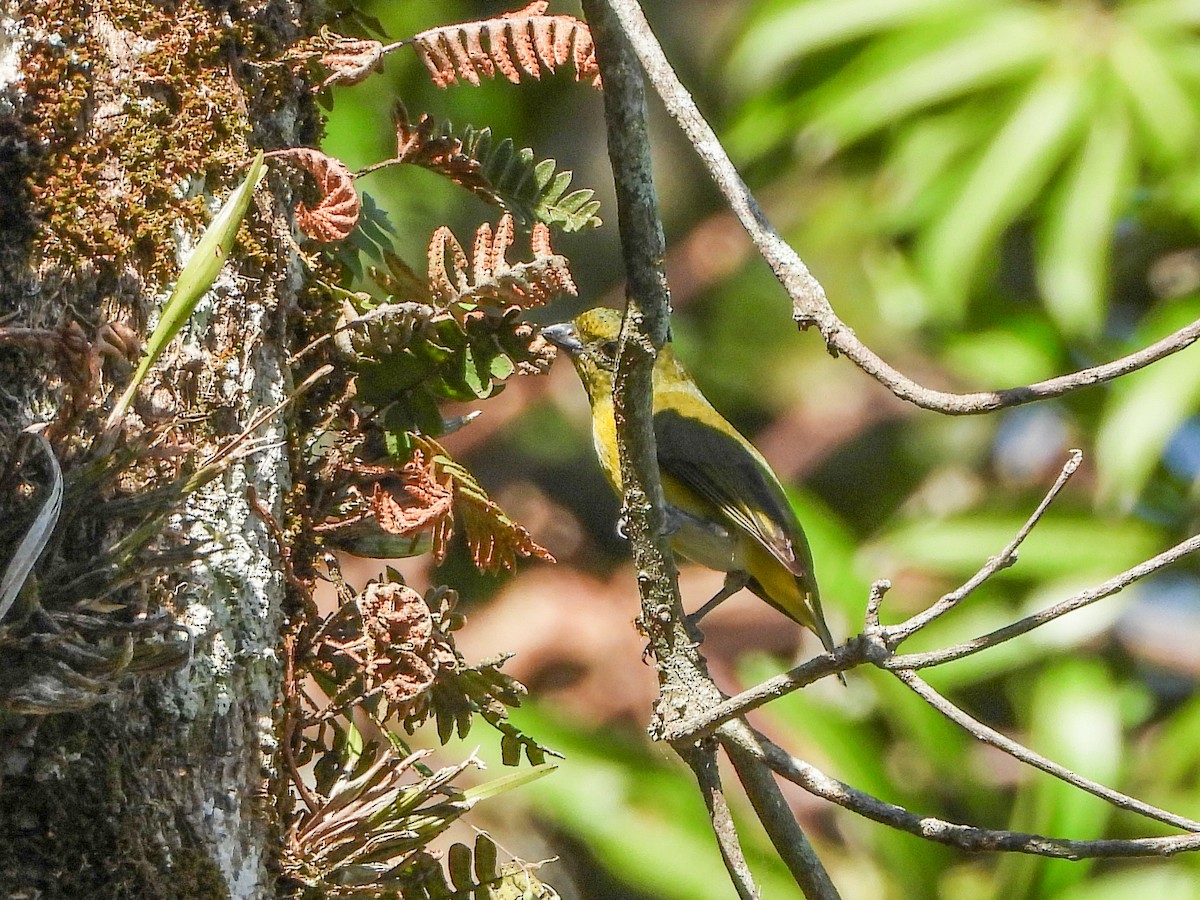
807 585 847 688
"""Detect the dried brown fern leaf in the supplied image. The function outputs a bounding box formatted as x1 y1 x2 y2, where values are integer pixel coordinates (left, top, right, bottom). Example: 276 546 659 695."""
369 438 553 573
266 148 361 242
428 215 577 310
319 35 385 89
413 1 601 89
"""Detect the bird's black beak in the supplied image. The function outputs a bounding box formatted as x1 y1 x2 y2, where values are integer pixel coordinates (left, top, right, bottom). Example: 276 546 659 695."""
540 322 584 357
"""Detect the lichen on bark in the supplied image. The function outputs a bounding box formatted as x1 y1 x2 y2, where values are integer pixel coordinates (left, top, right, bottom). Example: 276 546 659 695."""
0 1 318 895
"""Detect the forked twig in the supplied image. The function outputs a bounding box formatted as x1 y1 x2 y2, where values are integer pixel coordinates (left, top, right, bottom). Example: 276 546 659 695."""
888 449 1083 641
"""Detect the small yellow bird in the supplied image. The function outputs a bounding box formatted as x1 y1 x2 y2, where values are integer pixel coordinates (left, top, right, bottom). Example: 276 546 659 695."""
542 308 840 663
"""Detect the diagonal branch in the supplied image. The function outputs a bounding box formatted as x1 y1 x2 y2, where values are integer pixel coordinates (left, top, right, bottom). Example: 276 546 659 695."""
893 669 1200 832
722 721 842 900
599 0 1200 415
677 742 762 900
887 449 1083 642
885 530 1200 671
725 725 1200 859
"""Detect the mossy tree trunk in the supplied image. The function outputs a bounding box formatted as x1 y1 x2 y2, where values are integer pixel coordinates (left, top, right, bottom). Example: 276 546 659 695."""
0 2 317 895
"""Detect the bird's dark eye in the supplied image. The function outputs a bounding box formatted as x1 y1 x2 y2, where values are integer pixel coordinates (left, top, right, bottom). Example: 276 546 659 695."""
599 340 618 360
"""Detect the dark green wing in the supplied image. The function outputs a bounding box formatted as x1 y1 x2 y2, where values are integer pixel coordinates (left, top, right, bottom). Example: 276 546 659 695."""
654 409 808 576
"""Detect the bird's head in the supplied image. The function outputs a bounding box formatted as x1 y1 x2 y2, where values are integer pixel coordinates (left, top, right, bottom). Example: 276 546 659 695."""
541 308 623 405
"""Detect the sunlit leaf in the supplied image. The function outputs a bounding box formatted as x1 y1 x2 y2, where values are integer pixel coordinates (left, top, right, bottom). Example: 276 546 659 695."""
105 153 266 431
1095 299 1200 509
803 8 1052 154
917 69 1089 318
1036 98 1134 338
1109 24 1199 166
728 0 987 96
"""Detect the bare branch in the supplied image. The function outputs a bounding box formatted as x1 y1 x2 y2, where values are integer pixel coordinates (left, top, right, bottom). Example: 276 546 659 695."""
659 638 871 744
893 669 1200 832
583 5 840 895
886 531 1200 671
722 723 842 900
725 726 1200 859
600 0 1200 414
677 743 762 900
888 449 1084 642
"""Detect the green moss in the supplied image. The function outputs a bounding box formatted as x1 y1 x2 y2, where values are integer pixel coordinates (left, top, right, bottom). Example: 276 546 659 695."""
20 0 287 290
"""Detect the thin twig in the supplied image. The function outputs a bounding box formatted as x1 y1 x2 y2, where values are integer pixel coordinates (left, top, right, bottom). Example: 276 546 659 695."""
677 743 761 900
660 638 871 743
894 669 1200 832
722 723 842 900
864 579 890 630
727 726 1200 859
603 0 1200 415
886 531 1200 670
887 449 1084 642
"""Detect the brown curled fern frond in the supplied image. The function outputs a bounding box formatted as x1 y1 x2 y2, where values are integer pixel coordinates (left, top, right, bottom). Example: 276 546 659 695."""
266 148 361 243
428 214 577 310
413 1 601 90
371 438 554 573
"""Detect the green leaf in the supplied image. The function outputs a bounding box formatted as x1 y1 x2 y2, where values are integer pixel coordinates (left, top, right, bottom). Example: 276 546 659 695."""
917 69 1090 318
1109 24 1199 166
1036 97 1134 338
874 107 991 234
106 153 266 430
871 514 1163 582
994 660 1120 898
460 763 557 805
728 0 988 96
1095 298 1200 509
457 125 602 232
804 8 1053 153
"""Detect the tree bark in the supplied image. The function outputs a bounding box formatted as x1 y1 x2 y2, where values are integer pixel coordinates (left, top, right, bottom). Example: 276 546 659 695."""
0 2 315 895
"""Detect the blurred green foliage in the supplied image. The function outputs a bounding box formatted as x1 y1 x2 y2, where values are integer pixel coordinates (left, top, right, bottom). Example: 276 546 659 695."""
324 0 1200 896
